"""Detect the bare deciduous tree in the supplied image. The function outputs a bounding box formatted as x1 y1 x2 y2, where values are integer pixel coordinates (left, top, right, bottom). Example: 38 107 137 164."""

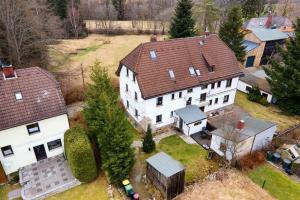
68 0 81 39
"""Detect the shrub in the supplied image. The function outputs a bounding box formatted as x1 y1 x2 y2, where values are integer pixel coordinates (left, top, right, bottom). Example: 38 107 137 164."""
64 126 97 182
237 151 266 171
258 98 269 106
247 86 262 102
142 125 155 153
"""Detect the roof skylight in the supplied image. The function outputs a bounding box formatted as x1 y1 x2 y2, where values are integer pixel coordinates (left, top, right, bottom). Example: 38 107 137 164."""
15 92 23 101
196 69 201 76
168 69 175 80
149 50 157 59
189 67 196 76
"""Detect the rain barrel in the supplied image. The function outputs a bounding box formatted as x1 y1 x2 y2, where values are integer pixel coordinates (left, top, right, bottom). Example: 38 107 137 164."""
267 151 273 161
273 152 281 163
283 159 291 170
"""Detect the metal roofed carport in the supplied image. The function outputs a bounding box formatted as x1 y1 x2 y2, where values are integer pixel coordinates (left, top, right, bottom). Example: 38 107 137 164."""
174 105 207 124
146 152 185 200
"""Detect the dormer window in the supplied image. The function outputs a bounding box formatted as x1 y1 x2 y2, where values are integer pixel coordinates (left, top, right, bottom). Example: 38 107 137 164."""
15 92 23 101
149 50 157 59
2 65 16 80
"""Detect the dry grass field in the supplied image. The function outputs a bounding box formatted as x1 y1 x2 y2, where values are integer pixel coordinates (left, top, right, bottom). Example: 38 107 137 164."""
176 170 275 200
49 34 157 83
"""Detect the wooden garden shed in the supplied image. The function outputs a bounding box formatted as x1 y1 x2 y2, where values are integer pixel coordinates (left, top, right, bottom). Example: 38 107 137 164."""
146 152 185 200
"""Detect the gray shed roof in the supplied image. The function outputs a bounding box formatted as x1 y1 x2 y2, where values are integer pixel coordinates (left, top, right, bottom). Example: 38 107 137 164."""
243 40 260 52
211 116 276 142
175 105 207 124
250 28 288 42
146 152 185 177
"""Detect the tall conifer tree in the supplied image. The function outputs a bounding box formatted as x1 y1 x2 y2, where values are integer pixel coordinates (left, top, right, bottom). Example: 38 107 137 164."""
169 0 196 38
264 19 300 115
219 6 246 62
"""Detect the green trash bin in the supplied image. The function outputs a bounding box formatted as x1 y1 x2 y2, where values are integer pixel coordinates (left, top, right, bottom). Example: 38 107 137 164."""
267 151 273 161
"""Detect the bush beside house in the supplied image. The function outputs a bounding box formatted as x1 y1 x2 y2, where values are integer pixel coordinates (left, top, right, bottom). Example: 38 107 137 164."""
247 86 269 106
142 125 155 153
64 126 98 183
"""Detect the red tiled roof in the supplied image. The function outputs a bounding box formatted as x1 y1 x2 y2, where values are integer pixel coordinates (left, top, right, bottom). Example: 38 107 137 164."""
0 67 67 131
117 34 243 99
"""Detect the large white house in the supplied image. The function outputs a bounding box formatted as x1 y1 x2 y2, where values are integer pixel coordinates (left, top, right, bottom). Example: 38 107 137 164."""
0 65 69 177
116 35 243 135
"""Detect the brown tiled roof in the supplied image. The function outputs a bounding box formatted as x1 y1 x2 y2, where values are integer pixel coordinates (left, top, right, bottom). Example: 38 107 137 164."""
117 34 243 99
240 73 271 94
0 67 67 131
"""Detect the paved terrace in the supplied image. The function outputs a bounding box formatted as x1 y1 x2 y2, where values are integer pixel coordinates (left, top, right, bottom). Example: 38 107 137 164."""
19 154 80 200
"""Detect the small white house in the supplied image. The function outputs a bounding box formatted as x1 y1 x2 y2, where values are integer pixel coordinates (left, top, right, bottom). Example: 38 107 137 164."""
237 69 274 103
210 117 276 160
0 65 69 176
174 105 207 136
116 35 243 134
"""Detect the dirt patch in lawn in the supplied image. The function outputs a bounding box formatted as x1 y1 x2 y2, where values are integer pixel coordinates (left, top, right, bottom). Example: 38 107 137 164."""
177 169 275 200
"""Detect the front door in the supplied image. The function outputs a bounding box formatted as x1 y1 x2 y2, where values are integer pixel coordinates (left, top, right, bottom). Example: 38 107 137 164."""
245 56 255 67
33 145 47 161
179 118 183 130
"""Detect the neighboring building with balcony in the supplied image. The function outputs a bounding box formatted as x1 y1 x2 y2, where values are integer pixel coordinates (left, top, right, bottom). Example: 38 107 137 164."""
0 65 69 177
116 35 243 135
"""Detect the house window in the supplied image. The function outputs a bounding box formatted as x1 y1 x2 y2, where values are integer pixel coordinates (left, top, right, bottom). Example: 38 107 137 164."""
209 100 212 105
47 139 62 151
125 84 128 92
194 121 202 126
246 86 252 92
156 97 163 106
170 111 174 117
1 145 14 157
186 97 192 105
223 95 229 103
200 93 206 102
135 109 138 117
217 81 221 88
187 88 193 93
133 74 136 82
134 92 138 101
126 68 129 77
226 79 232 87
220 142 226 153
179 92 182 98
171 93 175 100
202 84 207 89
27 123 40 135
15 92 23 101
214 98 218 104
156 115 162 123
211 83 215 89
126 100 129 109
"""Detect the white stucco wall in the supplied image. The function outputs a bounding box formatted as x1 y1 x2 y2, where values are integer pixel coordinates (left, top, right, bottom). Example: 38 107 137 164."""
237 80 273 103
210 134 254 160
0 114 69 175
119 64 240 130
252 125 276 151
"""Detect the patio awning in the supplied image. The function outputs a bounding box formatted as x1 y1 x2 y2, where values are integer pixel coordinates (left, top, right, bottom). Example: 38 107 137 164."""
175 105 207 125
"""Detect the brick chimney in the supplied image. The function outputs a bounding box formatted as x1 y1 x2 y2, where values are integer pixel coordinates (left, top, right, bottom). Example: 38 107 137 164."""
2 65 16 79
265 12 273 28
204 26 210 37
150 35 157 42
237 120 245 129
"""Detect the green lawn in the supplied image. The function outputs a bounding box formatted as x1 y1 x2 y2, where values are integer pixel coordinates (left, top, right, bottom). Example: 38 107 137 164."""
125 119 142 140
47 174 122 200
235 91 300 131
157 135 219 184
248 164 300 200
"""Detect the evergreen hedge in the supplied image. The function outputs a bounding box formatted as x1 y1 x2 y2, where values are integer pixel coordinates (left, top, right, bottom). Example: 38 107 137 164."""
64 126 97 183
